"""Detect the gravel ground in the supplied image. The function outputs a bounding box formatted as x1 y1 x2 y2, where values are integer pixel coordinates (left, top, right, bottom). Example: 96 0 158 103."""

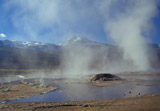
0 94 160 111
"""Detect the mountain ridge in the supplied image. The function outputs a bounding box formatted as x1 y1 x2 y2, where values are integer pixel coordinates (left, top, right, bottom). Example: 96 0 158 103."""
59 36 102 46
0 37 159 49
0 37 159 70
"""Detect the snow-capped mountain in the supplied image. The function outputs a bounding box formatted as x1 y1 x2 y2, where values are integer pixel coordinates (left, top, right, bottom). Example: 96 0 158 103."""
0 40 41 47
0 40 58 51
0 37 159 69
0 37 113 52
59 36 102 46
0 37 159 52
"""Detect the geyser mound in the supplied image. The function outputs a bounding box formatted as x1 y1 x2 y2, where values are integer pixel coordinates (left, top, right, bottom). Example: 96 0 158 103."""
90 73 122 82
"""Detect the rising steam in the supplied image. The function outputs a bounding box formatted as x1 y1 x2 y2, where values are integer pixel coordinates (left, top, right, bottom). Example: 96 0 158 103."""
101 0 158 71
60 0 159 76
3 0 159 76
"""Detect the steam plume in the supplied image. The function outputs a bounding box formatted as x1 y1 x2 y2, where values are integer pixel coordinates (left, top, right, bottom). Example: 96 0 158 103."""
3 0 159 75
101 0 158 71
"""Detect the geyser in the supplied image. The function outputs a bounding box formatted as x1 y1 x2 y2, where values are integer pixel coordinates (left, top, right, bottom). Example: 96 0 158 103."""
103 0 158 71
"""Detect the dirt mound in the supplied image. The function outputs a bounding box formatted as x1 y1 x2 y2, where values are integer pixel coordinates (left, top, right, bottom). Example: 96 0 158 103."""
90 73 122 81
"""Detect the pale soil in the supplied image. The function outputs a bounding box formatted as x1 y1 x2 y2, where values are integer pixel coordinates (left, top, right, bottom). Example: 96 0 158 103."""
89 72 160 87
88 78 143 87
0 82 57 102
89 80 125 86
0 94 160 111
0 72 160 111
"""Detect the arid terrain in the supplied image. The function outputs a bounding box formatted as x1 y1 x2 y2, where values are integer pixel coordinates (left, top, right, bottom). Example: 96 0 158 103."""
0 94 160 111
0 82 56 102
1 71 160 111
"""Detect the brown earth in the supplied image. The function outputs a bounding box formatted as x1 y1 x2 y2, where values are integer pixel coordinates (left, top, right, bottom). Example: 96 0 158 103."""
89 80 125 86
88 78 139 87
0 72 160 111
0 82 57 101
0 94 160 111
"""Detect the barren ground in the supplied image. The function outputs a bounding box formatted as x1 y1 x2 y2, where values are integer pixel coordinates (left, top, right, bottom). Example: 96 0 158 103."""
0 94 160 111
0 82 56 102
0 72 160 111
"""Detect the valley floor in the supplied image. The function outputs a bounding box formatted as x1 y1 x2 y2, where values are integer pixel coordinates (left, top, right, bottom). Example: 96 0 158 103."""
0 93 160 111
1 71 160 111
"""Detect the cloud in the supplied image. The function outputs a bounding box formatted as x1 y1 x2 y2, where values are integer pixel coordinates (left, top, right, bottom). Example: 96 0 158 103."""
99 0 158 71
0 33 6 38
2 0 106 43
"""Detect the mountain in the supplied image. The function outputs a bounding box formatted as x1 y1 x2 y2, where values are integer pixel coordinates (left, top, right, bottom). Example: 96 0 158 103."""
0 40 42 47
0 37 116 69
0 40 61 69
0 37 112 49
59 36 103 46
0 40 59 52
0 46 60 69
0 40 61 55
0 37 159 70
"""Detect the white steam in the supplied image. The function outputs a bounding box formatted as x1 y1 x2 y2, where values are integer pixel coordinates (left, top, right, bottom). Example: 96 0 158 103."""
101 0 158 71
2 0 159 75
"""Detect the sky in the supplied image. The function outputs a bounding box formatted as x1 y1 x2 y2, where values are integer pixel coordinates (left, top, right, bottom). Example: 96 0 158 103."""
0 0 160 45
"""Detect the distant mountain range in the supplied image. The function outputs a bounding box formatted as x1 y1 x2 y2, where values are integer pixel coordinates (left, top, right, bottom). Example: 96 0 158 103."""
59 36 104 46
0 37 110 49
0 37 159 49
0 39 60 69
0 40 59 52
0 36 159 69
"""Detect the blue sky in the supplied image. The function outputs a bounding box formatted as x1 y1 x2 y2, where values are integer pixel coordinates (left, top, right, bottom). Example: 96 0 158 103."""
0 0 159 45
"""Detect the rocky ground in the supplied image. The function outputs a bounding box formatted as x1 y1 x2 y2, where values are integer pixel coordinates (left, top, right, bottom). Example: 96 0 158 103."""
0 81 57 102
0 94 160 111
1 72 160 111
88 73 141 87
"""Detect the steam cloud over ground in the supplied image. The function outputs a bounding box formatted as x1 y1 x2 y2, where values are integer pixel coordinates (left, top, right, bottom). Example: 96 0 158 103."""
2 0 160 76
59 0 159 76
103 0 158 71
